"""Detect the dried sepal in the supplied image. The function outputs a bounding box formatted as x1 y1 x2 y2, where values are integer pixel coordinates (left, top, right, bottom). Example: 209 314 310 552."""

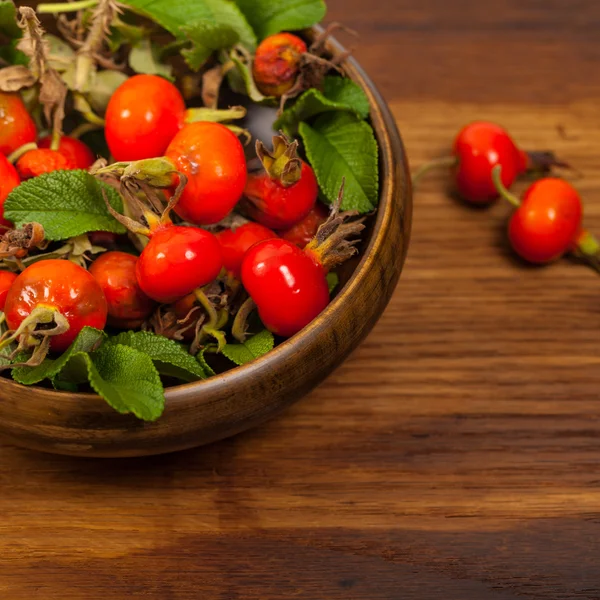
305 179 366 271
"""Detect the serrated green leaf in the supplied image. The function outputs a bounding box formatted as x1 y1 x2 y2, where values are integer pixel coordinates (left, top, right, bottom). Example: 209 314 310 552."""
222 329 275 367
4 170 127 241
0 0 21 39
11 327 105 386
233 0 326 40
129 38 173 80
87 344 165 422
122 0 256 69
274 76 370 135
326 271 339 294
106 330 207 382
299 112 379 213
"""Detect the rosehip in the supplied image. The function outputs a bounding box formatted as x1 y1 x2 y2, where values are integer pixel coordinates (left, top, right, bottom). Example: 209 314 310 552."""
39 135 95 169
0 92 37 156
16 148 76 180
105 74 186 161
0 153 20 228
4 259 108 353
135 225 223 303
216 222 277 278
253 33 307 97
89 251 156 328
243 134 318 229
0 270 17 310
165 122 248 225
278 202 329 248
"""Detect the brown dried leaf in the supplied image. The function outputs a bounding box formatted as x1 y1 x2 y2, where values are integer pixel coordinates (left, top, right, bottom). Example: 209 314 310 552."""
39 69 67 141
0 65 36 92
17 7 48 79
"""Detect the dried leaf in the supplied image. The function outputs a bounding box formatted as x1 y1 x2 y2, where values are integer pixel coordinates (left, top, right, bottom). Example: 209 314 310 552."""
0 64 35 92
39 68 67 142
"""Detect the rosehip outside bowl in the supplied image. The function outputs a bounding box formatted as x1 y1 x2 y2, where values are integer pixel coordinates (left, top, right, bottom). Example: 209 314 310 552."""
0 31 412 457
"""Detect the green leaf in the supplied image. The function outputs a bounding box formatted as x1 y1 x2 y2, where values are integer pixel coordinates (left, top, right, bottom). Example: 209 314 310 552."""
227 48 271 103
129 38 173 80
88 69 129 115
122 0 256 69
299 112 379 213
12 327 105 385
46 34 76 73
4 170 127 241
106 330 207 382
87 344 165 422
0 39 28 66
233 0 326 41
274 76 370 135
326 271 339 294
0 0 21 39
222 329 275 366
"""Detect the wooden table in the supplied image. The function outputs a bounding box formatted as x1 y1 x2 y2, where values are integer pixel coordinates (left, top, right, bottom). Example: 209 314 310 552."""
2 1 600 598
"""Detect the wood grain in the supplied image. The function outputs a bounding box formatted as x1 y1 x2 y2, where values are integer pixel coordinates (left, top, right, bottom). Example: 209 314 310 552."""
2 0 600 597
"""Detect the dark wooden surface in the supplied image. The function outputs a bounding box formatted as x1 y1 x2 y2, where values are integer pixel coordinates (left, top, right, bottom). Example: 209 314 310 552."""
2 1 600 597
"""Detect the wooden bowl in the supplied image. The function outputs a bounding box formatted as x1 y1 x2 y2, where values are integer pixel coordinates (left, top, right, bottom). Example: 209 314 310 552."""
0 34 412 457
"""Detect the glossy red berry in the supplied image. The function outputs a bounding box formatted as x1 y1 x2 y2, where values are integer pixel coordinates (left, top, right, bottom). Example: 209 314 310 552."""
39 135 95 169
278 202 329 248
16 148 76 180
245 161 318 229
216 222 277 278
253 33 307 97
0 153 20 229
243 134 318 229
4 259 108 353
453 121 522 204
508 178 583 264
136 225 223 303
89 251 156 328
0 270 17 310
241 238 329 338
0 92 37 156
105 74 186 161
165 122 248 225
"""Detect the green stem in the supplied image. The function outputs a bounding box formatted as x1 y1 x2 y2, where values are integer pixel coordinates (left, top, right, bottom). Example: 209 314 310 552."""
576 230 600 256
231 297 256 343
570 230 600 276
50 128 62 152
184 106 247 124
37 0 97 14
491 165 521 208
412 155 457 187
193 288 218 330
7 142 37 164
69 122 102 139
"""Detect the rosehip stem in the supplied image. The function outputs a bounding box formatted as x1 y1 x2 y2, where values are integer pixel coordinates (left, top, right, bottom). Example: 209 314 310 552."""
37 0 97 13
231 297 256 343
491 165 521 208
412 155 458 187
571 230 600 276
7 142 37 164
184 106 247 124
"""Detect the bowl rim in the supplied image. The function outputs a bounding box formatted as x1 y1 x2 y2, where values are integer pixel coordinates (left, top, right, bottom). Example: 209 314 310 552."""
0 30 409 410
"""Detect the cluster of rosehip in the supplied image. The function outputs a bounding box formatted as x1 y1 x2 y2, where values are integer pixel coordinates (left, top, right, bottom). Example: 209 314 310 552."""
414 122 598 271
0 32 359 359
